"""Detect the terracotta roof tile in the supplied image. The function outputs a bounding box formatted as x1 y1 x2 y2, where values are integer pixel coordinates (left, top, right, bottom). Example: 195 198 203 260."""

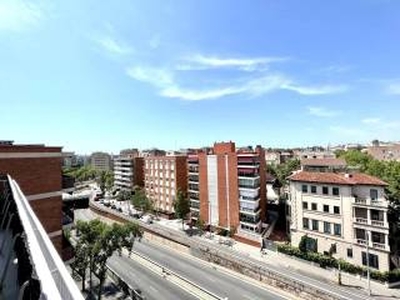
288 171 387 186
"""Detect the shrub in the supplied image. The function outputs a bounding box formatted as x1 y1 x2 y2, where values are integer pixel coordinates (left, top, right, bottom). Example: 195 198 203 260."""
277 244 398 283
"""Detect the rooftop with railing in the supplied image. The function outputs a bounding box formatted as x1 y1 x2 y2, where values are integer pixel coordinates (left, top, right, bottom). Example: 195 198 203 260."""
0 174 83 300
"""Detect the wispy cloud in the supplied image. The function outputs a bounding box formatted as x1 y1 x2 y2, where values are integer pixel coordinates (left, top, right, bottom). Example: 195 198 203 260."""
362 117 381 124
179 54 289 71
0 0 44 32
387 82 400 95
307 106 341 117
284 84 348 95
126 65 346 101
149 35 161 49
126 67 173 87
94 36 133 55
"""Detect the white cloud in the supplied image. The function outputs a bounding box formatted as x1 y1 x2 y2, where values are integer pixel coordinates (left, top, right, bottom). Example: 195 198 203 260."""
284 84 348 95
126 65 347 101
180 54 289 71
387 82 400 95
307 106 341 117
362 118 381 124
160 86 244 101
0 0 43 32
94 36 133 55
126 67 173 87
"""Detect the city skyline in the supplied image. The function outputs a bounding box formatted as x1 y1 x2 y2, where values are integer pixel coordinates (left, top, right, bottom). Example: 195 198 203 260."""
1 0 400 153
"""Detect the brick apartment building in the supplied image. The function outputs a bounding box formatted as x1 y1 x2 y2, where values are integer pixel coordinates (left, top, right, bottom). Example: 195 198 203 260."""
144 156 187 216
188 142 267 242
288 170 391 271
0 141 68 257
114 149 144 191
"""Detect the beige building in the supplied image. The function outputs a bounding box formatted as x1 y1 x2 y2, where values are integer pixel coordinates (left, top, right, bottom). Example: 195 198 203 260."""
144 156 187 216
288 171 391 271
113 149 143 191
90 152 112 171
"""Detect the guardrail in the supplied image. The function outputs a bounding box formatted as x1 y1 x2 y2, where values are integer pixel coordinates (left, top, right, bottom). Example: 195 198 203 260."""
89 200 360 300
130 250 223 300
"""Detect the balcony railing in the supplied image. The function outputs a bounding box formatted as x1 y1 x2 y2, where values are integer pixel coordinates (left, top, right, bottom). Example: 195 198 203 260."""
0 174 83 300
353 218 387 228
355 239 389 251
352 197 388 207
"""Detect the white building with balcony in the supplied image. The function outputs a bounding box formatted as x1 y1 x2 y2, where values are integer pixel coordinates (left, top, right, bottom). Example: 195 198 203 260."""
288 171 391 271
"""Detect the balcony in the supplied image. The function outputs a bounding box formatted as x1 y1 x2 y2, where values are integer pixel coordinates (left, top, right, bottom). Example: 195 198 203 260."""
188 184 199 191
352 196 388 208
188 175 199 182
190 200 200 209
353 207 388 228
239 206 261 215
0 174 83 300
354 228 389 251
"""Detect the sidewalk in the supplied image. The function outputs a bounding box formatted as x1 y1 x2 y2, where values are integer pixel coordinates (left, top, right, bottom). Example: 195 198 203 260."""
154 218 400 299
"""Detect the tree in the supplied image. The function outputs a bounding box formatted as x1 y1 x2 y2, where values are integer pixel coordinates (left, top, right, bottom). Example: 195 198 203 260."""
195 217 205 235
97 170 113 195
266 158 300 187
131 188 153 213
71 240 89 291
117 190 131 202
174 190 190 230
75 219 143 300
299 235 317 253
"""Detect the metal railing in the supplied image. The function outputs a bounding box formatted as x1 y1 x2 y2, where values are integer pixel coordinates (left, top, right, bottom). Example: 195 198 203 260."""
0 174 83 300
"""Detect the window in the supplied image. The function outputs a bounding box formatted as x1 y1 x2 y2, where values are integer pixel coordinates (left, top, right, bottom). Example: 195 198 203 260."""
323 222 331 234
334 206 340 214
312 220 319 231
370 189 378 200
303 218 309 229
362 252 379 269
311 185 317 194
302 202 308 210
302 185 308 193
330 243 337 254
322 186 329 195
311 203 317 211
347 248 353 258
332 187 340 196
334 224 341 236
323 205 329 213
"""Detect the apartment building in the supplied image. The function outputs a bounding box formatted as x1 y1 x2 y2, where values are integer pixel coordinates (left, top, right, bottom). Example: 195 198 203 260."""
300 158 347 172
90 151 112 171
288 171 391 271
366 143 400 161
188 142 267 241
114 149 144 191
0 142 71 259
144 156 187 216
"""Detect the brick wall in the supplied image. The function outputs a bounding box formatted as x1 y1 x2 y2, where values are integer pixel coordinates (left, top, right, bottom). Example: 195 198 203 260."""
198 153 209 222
0 157 62 195
29 196 62 233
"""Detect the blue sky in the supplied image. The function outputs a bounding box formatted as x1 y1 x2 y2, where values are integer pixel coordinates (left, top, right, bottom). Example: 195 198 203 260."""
1 0 399 154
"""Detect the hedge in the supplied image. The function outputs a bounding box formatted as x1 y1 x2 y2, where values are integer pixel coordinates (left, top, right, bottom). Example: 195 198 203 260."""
277 244 400 283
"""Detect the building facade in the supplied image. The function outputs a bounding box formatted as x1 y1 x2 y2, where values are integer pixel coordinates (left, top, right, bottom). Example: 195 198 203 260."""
114 149 143 191
90 152 112 171
366 144 400 161
188 142 267 239
144 156 187 215
0 142 70 258
288 171 391 271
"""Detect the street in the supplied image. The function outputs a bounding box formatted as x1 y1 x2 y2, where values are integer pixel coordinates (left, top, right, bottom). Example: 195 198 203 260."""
75 209 289 300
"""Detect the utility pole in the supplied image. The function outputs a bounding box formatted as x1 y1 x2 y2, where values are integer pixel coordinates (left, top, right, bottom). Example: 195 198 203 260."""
366 231 371 296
